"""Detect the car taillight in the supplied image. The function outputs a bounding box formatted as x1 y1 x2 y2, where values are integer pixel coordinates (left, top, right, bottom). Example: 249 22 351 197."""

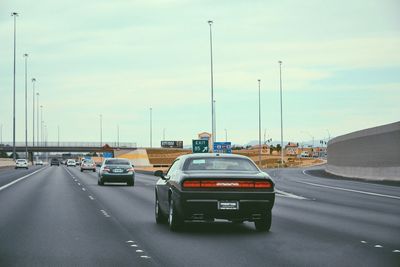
103 167 110 172
182 180 272 189
183 181 201 188
254 181 272 188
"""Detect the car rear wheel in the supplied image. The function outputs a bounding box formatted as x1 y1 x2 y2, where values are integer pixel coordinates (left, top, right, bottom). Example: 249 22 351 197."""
155 196 167 224
168 199 183 231
254 210 272 232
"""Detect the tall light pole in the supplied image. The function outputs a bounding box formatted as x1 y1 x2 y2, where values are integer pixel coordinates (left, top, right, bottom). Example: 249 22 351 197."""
0 124 2 144
278 60 284 166
36 92 39 146
213 100 216 141
40 105 43 145
99 114 102 147
24 53 28 159
32 78 36 147
163 128 166 141
258 79 262 167
208 20 215 145
150 108 153 148
11 12 18 160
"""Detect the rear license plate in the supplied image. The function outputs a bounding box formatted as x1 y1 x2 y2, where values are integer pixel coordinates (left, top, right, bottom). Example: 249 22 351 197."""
113 169 123 173
218 201 239 210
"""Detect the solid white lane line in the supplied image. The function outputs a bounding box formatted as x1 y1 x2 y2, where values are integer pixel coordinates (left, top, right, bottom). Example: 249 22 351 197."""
275 189 308 200
0 167 47 192
297 180 400 200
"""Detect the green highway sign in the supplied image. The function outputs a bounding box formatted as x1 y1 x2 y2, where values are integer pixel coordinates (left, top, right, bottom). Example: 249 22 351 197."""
192 139 209 153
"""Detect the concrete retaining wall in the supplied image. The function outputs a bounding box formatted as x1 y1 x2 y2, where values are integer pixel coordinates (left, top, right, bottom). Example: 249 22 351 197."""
326 121 400 181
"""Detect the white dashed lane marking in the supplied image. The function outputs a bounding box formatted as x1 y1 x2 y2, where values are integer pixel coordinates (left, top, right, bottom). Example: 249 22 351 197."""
88 195 94 200
136 250 144 253
100 210 110 218
359 240 399 253
374 245 383 248
82 188 86 191
393 250 400 253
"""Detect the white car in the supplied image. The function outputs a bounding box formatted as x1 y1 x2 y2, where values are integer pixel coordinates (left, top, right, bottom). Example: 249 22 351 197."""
35 160 44 166
15 159 28 169
66 159 76 167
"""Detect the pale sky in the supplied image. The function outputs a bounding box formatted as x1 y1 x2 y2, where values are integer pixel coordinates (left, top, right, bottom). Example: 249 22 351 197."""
0 0 399 147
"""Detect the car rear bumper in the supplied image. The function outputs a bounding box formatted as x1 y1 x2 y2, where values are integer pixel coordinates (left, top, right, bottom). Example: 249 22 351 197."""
174 190 275 221
101 173 134 182
81 167 96 170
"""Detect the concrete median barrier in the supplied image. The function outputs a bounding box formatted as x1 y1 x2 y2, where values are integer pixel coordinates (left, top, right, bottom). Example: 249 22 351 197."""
326 121 400 181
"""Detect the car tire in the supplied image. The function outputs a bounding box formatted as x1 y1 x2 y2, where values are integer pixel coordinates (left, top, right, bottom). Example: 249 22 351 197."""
254 210 272 232
155 195 167 224
168 199 183 231
80 169 83 172
127 179 134 186
92 169 96 172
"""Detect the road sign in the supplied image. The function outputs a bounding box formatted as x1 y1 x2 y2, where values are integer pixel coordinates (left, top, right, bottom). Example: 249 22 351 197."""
161 141 183 148
192 139 209 153
103 152 113 158
213 142 232 154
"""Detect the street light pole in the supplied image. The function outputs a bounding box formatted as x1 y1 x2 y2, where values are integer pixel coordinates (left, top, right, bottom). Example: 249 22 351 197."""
278 60 284 166
40 105 43 145
36 92 39 146
150 108 153 148
32 78 36 147
213 100 216 141
24 53 28 159
11 12 18 160
208 20 215 145
117 125 119 148
258 79 262 167
163 128 165 141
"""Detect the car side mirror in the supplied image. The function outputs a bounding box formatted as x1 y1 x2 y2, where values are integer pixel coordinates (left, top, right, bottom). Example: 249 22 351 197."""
154 170 165 179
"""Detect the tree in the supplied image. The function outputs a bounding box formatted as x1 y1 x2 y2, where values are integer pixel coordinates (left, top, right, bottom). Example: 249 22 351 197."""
0 151 8 158
276 144 281 152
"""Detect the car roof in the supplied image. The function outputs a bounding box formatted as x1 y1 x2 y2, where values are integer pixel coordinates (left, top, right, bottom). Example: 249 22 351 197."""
177 153 251 161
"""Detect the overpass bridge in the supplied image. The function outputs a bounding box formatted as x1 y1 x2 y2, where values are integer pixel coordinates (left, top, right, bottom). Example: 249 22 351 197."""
0 142 137 160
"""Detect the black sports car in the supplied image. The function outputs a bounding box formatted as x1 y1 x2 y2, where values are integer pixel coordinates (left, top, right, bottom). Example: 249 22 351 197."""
154 153 275 231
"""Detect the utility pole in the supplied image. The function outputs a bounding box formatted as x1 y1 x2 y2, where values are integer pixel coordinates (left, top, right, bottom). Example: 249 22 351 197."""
11 12 18 160
57 125 60 147
32 78 36 147
24 53 28 159
208 20 215 145
36 92 39 146
278 60 284 167
163 128 166 141
99 114 103 147
258 79 262 167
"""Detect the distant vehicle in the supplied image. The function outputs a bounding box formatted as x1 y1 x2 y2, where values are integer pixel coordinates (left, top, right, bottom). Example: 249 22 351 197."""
98 158 135 186
81 159 96 172
75 160 81 166
15 159 29 169
50 158 60 166
35 160 44 166
300 151 309 157
66 159 76 167
154 153 275 231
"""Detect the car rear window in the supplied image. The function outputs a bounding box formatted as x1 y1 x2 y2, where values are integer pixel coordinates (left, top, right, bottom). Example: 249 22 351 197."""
16 159 26 163
105 159 130 165
83 160 94 164
184 157 258 171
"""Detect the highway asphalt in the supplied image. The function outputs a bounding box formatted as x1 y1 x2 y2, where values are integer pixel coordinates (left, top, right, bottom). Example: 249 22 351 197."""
0 165 399 266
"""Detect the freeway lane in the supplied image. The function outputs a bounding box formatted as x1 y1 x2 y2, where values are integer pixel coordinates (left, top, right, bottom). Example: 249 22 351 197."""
0 165 44 188
0 165 399 266
0 166 153 267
